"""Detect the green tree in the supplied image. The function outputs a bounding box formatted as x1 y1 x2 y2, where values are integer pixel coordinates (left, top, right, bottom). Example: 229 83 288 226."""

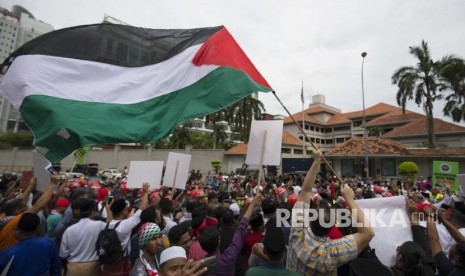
0 132 34 149
168 124 191 149
398 161 419 190
440 58 465 122
225 95 265 142
189 132 213 149
392 40 458 149
211 159 222 174
368 126 384 137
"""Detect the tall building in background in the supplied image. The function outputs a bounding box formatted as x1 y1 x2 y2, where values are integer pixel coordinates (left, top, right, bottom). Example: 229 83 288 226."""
0 5 54 132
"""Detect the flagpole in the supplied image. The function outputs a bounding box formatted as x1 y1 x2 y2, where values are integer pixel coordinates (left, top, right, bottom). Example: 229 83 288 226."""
272 90 342 183
301 81 305 157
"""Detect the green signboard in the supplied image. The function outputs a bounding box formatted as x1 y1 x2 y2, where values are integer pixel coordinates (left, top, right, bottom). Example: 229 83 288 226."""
432 160 459 192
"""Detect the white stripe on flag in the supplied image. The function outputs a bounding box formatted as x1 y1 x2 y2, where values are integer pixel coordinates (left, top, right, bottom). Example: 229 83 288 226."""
1 44 219 109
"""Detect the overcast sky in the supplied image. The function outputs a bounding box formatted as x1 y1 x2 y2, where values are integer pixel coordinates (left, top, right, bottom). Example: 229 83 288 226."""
3 0 465 126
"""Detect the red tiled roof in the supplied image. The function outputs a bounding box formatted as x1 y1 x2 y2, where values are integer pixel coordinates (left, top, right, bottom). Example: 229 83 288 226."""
325 113 351 125
326 136 465 157
382 118 465 138
282 131 304 146
366 110 423 126
345 103 399 119
305 105 340 115
284 103 402 126
225 131 303 155
405 147 465 157
326 137 408 156
283 110 324 125
224 143 248 155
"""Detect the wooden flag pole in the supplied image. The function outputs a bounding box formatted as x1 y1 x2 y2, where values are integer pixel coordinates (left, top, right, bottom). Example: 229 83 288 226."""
172 161 179 190
271 91 342 183
257 130 267 186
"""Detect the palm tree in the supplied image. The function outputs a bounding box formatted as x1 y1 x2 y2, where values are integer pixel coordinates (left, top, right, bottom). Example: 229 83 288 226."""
392 40 457 149
226 95 265 142
440 58 465 122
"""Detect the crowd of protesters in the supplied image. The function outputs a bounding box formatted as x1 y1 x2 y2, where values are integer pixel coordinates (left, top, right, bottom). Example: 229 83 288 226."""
0 150 464 275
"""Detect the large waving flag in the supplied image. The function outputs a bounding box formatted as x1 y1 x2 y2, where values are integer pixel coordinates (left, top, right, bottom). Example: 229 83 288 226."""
0 24 272 162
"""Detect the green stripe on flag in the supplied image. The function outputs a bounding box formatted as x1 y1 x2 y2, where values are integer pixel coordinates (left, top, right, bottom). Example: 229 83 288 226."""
20 67 271 162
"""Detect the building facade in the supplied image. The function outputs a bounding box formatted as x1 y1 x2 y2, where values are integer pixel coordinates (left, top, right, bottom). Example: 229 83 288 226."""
0 6 54 133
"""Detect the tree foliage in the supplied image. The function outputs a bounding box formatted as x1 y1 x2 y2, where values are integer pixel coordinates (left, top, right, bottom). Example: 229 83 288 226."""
211 159 222 174
398 161 419 178
440 58 465 122
392 40 461 149
0 132 34 149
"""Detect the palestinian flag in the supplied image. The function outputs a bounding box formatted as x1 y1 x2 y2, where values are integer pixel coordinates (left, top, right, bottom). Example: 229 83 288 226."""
0 24 272 162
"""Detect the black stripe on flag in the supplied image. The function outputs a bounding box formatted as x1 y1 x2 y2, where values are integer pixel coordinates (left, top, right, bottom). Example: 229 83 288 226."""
1 24 222 72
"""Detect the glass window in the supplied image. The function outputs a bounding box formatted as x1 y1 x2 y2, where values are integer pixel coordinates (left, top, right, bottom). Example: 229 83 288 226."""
281 148 291 154
294 149 303 154
341 159 355 178
380 158 396 176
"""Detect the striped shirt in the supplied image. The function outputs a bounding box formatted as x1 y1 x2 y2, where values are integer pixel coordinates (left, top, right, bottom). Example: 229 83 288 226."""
286 201 358 275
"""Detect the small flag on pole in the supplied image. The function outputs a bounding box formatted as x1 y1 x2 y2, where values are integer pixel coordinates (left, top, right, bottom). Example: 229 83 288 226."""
300 81 304 105
73 146 89 165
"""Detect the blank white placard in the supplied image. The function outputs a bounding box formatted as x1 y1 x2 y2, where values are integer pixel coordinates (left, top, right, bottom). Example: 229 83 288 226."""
245 120 283 166
164 152 191 190
126 161 164 189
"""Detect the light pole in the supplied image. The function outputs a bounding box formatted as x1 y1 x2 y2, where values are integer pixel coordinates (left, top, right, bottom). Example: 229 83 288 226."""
361 52 369 179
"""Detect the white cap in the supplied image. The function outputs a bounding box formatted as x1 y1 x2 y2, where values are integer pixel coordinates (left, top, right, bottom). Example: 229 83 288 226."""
160 246 187 266
229 203 240 216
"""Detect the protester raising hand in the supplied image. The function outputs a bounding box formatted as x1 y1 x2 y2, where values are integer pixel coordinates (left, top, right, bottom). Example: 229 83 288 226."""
180 259 208 276
340 182 354 200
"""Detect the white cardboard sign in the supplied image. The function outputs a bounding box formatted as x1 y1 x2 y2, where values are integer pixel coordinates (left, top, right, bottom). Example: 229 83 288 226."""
356 196 412 266
164 152 191 190
32 151 51 192
126 161 164 189
245 120 283 166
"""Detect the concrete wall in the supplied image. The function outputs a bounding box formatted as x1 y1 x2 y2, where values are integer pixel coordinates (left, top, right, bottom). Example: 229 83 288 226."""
329 156 465 179
0 148 226 174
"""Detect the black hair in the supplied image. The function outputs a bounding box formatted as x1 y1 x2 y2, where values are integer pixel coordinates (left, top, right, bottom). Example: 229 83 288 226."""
185 199 197 213
1 199 26 216
454 241 465 267
159 198 173 214
261 198 276 215
199 226 219 254
168 223 190 245
208 192 218 201
207 203 217 217
221 208 235 226
397 241 429 275
310 198 334 237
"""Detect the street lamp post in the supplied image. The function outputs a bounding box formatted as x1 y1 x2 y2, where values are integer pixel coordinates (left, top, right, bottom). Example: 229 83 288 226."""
361 52 369 179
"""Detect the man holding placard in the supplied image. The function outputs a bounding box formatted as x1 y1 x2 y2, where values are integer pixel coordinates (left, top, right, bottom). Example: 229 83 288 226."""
287 150 375 275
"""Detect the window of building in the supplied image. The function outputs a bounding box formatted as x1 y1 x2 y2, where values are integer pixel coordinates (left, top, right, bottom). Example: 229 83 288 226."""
341 159 355 177
380 158 396 176
294 149 303 154
326 139 334 144
315 126 320 132
335 126 351 132
310 125 314 131
336 137 345 143
353 120 363 127
281 148 291 154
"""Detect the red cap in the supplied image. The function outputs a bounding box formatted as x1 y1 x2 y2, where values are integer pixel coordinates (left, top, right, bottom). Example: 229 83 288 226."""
56 198 70 208
287 194 298 208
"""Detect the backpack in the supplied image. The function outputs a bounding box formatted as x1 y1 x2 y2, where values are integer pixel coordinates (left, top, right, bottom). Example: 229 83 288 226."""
96 221 124 264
